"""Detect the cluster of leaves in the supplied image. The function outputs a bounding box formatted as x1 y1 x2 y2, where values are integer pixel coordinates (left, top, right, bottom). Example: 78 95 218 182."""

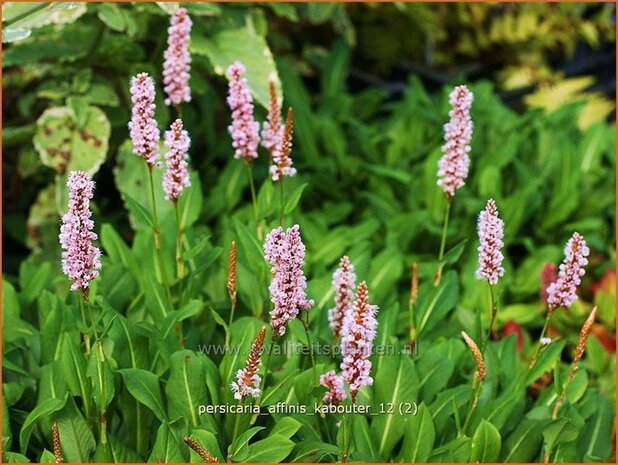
2 2 616 463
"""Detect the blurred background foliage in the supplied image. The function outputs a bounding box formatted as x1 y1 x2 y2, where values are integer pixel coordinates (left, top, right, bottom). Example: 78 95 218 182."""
2 2 616 463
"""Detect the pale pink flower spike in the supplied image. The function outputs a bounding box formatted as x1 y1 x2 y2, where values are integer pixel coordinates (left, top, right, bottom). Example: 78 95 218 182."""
437 85 473 197
546 232 590 309
227 61 260 161
476 198 505 285
59 171 101 294
320 370 346 405
163 7 192 106
128 73 160 167
162 119 191 202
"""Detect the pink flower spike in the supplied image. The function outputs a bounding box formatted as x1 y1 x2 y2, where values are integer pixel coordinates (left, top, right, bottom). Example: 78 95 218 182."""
437 85 473 197
270 107 296 181
227 61 260 161
264 224 314 337
261 79 284 152
163 7 192 106
319 370 346 405
546 233 590 309
128 73 160 167
59 171 101 294
328 256 357 340
476 198 505 285
341 281 378 403
163 119 191 201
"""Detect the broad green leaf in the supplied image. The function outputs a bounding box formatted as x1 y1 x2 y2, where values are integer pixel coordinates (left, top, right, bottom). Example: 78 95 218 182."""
470 419 501 462
228 426 264 462
284 182 308 214
165 350 207 428
86 343 115 412
56 398 96 462
119 368 167 422
19 395 67 453
148 418 187 463
290 440 338 462
502 418 547 462
400 403 435 462
577 396 614 461
526 341 566 385
244 434 295 462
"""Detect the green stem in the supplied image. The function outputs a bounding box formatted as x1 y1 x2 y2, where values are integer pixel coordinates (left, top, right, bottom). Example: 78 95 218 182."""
482 283 498 353
302 312 318 383
435 197 452 286
174 202 186 281
78 294 91 354
147 165 173 307
438 197 452 261
226 299 236 349
95 341 108 446
342 411 352 463
229 399 246 461
4 2 48 27
246 162 259 233
529 307 555 370
461 377 483 436
279 178 284 226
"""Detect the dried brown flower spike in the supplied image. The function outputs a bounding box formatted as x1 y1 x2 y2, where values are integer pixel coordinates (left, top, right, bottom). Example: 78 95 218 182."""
231 326 266 400
569 306 597 382
52 421 64 463
183 436 219 463
461 331 486 382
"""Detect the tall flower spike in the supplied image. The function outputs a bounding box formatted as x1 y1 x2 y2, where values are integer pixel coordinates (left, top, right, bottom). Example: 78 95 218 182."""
163 7 192 106
227 240 237 310
328 256 357 340
264 225 314 337
129 73 160 167
319 370 346 405
261 79 283 153
437 85 473 197
231 326 266 400
270 107 296 181
59 171 101 295
183 436 218 463
476 198 505 285
227 61 260 161
546 232 590 309
341 281 379 403
162 119 191 201
461 331 486 381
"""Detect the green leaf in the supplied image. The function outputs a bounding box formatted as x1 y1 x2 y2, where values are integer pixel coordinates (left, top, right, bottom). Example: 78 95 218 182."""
97 4 126 31
118 368 167 422
271 417 303 439
60 335 91 402
470 419 502 462
165 350 207 428
86 343 115 412
290 440 338 462
284 182 308 214
400 403 435 462
191 26 279 108
33 106 110 177
228 426 264 462
502 418 547 462
526 341 566 385
148 418 187 463
370 355 419 459
443 239 468 264
577 396 614 461
416 270 458 335
244 434 295 462
56 398 96 462
19 395 67 453
123 193 154 229
351 415 378 460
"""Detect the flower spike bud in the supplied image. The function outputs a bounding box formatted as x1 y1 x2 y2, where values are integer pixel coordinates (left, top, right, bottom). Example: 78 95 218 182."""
341 281 379 403
128 73 160 167
437 85 473 197
261 79 283 154
163 7 192 106
461 331 486 381
162 119 191 202
183 436 219 463
570 306 597 380
328 256 357 340
227 61 260 162
52 422 64 463
59 171 101 297
227 240 237 310
270 107 296 181
476 198 505 285
231 326 266 400
546 232 590 310
319 370 346 405
264 225 314 337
